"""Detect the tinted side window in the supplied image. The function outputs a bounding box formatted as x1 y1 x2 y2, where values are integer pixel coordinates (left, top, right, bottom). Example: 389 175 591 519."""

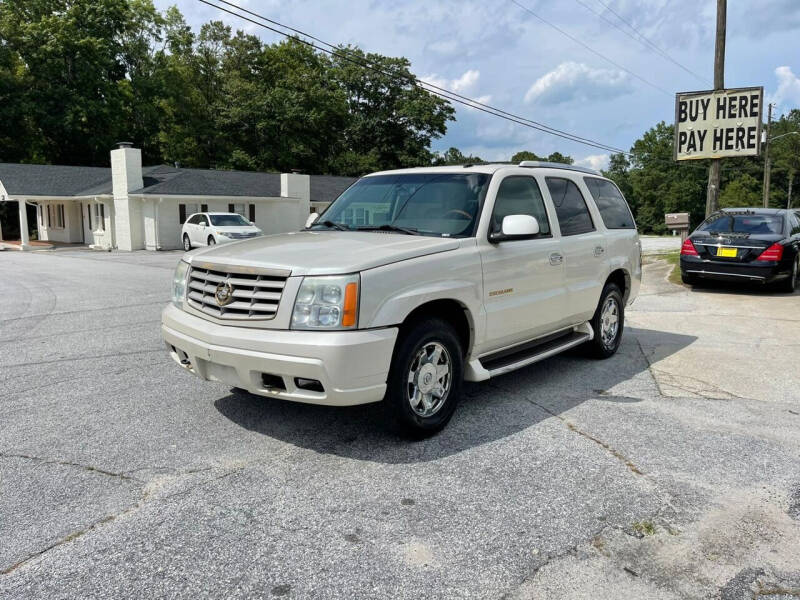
491 176 551 236
584 177 635 229
792 212 800 235
187 214 201 225
199 215 209 226
545 177 595 236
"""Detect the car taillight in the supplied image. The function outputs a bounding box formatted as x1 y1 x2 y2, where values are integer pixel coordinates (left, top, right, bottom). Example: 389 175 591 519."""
680 238 699 256
756 243 784 262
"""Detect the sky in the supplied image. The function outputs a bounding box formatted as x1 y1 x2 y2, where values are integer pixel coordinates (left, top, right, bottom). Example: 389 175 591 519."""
153 0 800 170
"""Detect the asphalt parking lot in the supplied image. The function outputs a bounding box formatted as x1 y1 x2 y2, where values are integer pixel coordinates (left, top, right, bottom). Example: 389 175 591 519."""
1 248 799 599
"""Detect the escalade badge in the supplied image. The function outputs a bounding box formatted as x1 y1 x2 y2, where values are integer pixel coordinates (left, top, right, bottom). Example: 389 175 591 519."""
215 281 234 306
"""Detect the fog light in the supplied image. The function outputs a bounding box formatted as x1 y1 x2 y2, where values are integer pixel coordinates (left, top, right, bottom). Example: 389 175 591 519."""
261 373 286 391
295 377 324 393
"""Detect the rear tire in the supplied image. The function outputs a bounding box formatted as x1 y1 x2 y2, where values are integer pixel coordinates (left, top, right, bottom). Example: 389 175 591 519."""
183 234 192 252
681 271 696 286
383 318 463 438
779 256 798 293
585 283 624 359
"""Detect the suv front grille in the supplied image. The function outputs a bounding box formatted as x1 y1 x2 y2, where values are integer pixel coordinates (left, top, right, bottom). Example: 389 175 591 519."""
186 264 289 320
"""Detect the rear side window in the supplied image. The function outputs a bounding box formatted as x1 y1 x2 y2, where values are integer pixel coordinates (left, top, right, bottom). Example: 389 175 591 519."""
545 177 595 236
791 212 800 235
491 176 551 236
583 177 635 229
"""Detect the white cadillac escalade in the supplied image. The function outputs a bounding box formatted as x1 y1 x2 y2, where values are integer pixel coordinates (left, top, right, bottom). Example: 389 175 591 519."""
162 161 641 436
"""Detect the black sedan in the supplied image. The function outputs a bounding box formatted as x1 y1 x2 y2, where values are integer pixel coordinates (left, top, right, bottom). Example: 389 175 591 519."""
680 208 800 292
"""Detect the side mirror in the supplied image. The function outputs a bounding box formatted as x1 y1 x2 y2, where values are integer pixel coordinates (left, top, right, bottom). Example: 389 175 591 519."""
200 222 206 228
249 221 255 226
490 214 540 242
305 212 320 228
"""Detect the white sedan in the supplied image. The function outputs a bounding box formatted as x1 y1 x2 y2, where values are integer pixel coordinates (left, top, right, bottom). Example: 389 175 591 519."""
182 213 263 251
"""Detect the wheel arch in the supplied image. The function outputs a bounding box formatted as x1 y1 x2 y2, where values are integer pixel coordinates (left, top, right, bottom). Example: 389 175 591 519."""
605 268 630 303
397 299 474 358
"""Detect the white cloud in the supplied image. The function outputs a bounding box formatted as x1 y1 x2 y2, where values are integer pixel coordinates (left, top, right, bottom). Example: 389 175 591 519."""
524 62 632 105
767 66 800 113
575 154 610 171
423 69 492 105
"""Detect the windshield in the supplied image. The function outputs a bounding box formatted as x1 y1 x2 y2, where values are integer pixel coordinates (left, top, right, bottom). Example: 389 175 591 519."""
314 173 491 237
210 214 251 227
699 212 784 235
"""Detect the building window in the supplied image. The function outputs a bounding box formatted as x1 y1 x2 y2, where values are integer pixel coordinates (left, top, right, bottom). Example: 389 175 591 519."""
179 203 200 224
249 203 255 222
228 203 246 217
47 203 65 229
93 203 105 231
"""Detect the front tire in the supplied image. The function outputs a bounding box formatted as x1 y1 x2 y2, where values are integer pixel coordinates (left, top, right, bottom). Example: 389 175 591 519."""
585 283 624 359
384 318 463 437
183 234 192 252
207 236 216 246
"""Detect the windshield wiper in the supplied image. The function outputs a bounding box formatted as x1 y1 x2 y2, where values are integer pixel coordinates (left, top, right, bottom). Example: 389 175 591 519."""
355 224 420 235
312 220 350 231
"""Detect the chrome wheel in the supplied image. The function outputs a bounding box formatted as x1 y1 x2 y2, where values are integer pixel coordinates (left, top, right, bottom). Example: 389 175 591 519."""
600 296 619 347
406 342 451 418
183 235 191 251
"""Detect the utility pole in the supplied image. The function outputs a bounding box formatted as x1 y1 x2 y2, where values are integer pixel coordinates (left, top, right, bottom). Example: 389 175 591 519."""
705 0 726 217
762 102 773 208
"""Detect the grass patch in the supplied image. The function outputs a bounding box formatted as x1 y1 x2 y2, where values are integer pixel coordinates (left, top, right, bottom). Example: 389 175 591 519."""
632 520 657 536
643 250 683 286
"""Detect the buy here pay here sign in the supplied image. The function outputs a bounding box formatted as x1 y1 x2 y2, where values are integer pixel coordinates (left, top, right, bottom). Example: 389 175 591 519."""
674 87 764 161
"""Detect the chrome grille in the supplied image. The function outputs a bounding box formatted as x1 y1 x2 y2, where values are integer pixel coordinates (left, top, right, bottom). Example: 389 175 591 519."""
186 264 288 320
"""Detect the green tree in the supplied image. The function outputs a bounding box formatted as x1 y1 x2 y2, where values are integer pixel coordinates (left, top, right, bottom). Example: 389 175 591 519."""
432 147 484 165
545 151 573 165
511 150 542 163
328 46 455 175
719 173 761 208
0 0 163 165
626 122 708 233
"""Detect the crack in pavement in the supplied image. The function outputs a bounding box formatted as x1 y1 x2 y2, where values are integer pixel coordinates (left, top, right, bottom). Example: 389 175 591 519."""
0 458 260 577
0 452 139 482
0 348 165 370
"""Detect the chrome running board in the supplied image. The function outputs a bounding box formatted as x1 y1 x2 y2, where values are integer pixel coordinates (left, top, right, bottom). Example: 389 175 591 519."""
465 323 594 380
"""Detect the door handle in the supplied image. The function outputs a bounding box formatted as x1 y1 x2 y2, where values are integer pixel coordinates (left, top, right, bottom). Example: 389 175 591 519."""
549 252 563 266
593 246 605 257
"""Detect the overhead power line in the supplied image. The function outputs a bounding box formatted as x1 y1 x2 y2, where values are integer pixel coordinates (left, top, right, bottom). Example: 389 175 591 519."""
509 0 672 97
588 0 710 85
197 0 630 155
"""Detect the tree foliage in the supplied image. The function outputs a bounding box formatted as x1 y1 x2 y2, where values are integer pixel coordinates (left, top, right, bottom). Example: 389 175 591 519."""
0 0 453 174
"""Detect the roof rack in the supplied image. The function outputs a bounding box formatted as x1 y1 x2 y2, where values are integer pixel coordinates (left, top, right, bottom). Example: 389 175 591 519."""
518 161 601 176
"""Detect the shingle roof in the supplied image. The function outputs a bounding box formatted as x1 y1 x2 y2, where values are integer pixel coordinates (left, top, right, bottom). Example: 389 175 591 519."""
0 163 111 196
311 175 358 203
0 162 357 202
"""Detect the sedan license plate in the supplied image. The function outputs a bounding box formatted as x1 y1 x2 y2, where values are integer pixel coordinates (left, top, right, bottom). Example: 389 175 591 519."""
716 246 737 258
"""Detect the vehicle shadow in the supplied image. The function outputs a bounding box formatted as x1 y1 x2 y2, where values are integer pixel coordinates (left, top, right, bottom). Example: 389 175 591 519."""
688 279 797 297
214 326 696 464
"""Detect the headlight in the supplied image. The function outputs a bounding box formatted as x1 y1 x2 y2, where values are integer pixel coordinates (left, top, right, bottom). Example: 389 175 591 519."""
172 260 190 308
291 274 359 330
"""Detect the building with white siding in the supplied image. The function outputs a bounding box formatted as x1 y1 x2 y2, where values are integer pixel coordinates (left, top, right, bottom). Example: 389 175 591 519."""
0 143 355 251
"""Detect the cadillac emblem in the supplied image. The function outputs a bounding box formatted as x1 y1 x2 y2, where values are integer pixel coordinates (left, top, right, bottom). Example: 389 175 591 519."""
214 281 234 307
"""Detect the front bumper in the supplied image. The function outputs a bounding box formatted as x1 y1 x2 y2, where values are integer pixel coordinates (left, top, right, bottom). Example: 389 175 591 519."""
680 256 787 283
161 304 397 406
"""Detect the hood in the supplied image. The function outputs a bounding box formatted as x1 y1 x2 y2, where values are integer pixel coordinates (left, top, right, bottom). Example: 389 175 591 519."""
186 230 461 275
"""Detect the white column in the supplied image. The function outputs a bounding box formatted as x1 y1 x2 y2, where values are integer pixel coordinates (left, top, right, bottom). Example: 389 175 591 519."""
19 199 30 250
